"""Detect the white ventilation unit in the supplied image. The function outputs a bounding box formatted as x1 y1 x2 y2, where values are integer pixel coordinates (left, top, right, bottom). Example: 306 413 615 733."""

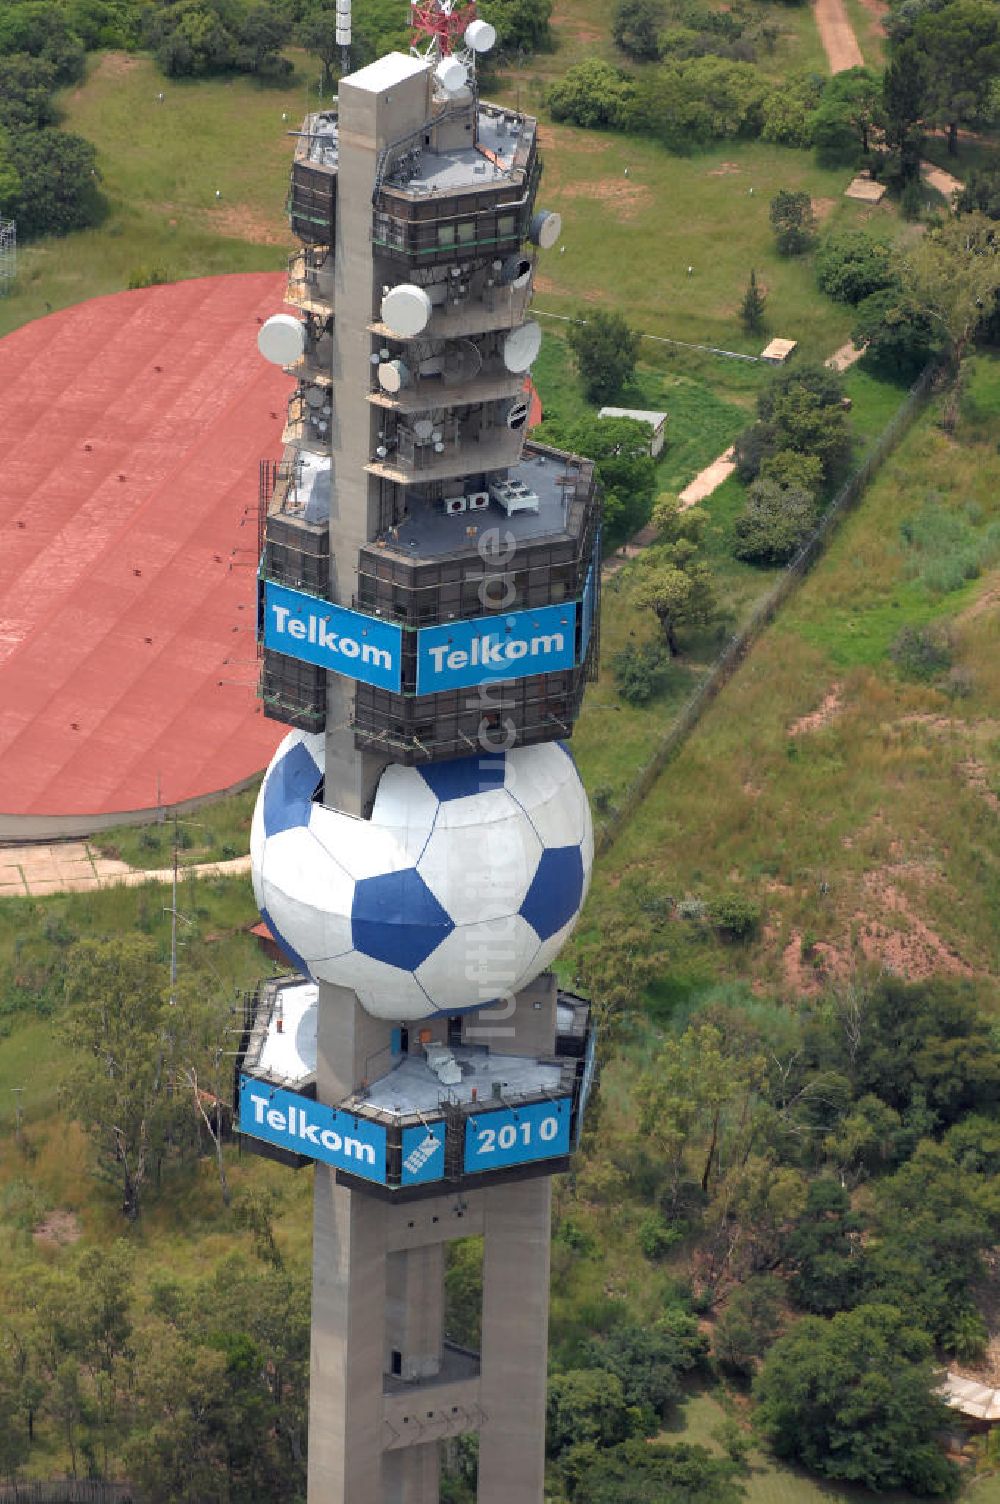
467 491 490 511
444 496 467 516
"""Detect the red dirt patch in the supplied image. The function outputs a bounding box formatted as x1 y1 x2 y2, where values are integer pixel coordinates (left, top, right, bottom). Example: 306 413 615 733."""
961 759 1000 813
812 196 836 222
708 161 742 177
788 683 843 736
856 875 973 978
33 1210 82 1247
537 125 611 155
557 179 653 220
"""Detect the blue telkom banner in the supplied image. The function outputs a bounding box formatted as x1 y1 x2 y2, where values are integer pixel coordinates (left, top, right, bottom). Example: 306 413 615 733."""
263 581 402 692
464 1097 573 1174
239 1076 387 1183
416 602 577 696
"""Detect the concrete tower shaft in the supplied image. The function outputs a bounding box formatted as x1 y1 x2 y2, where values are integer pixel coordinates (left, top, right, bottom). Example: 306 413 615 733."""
245 38 600 1504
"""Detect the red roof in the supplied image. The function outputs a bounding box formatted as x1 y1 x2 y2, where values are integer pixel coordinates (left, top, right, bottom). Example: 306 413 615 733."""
0 274 291 830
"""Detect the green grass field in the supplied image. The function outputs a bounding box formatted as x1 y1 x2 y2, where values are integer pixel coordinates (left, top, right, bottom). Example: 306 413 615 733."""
571 355 1000 998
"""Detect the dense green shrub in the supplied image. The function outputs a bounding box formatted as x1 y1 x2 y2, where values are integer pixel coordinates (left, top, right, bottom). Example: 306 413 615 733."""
815 229 898 304
613 639 673 705
548 58 636 128
6 126 103 238
754 1305 959 1495
852 288 943 379
733 478 818 565
889 622 954 680
769 188 816 256
707 891 761 940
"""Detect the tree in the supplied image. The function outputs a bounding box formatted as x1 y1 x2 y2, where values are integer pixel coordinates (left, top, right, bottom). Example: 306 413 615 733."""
760 72 824 146
815 229 898 304
540 413 657 547
636 1022 767 1202
851 286 943 378
957 164 1000 220
736 363 850 482
61 937 190 1219
546 1369 638 1457
882 39 927 184
912 0 1000 156
547 59 636 129
566 309 642 403
740 269 766 333
612 0 665 58
633 549 717 656
809 67 883 163
713 1275 782 1376
0 55 58 131
733 478 818 565
758 449 823 493
6 128 102 239
584 1315 708 1417
782 1178 866 1314
299 6 338 89
754 1305 959 1495
0 2 86 83
906 211 1000 428
769 189 816 256
478 0 553 60
571 1440 745 1504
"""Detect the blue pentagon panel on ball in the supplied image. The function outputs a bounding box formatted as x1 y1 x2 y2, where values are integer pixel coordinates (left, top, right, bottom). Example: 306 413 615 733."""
520 845 586 942
352 867 455 970
262 734 323 838
418 752 506 802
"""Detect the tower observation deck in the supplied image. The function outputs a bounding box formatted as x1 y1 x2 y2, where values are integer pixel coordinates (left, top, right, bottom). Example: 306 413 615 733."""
239 22 600 1502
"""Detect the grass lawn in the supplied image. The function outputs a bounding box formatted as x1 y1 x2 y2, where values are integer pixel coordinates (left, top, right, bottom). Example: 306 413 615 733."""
571 354 1000 997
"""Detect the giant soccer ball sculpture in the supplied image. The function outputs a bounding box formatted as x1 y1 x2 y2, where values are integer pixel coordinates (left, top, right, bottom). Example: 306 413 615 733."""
251 730 593 1021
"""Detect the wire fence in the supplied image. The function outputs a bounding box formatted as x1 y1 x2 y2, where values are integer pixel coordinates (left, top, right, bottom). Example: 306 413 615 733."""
593 359 941 857
0 1485 137 1504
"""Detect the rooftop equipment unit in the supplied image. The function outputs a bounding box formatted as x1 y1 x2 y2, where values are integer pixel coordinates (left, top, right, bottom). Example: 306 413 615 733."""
444 495 467 515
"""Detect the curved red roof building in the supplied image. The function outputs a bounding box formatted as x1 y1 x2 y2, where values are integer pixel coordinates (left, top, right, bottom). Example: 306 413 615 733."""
0 273 290 838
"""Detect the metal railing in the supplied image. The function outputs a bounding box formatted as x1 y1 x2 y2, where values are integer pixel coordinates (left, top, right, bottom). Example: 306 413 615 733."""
593 360 941 856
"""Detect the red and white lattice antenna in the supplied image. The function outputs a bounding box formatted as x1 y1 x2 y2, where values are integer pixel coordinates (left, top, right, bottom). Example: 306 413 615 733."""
410 0 475 57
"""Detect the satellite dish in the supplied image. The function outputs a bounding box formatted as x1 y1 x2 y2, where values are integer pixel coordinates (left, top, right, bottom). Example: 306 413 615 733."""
413 418 435 440
529 209 562 250
503 321 542 373
435 56 468 93
305 386 325 409
381 284 433 338
464 18 496 51
441 338 482 385
499 254 533 289
258 314 305 366
378 359 411 393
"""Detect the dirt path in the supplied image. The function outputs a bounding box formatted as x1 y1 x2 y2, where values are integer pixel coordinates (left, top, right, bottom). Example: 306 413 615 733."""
814 0 864 72
921 160 965 199
0 840 250 897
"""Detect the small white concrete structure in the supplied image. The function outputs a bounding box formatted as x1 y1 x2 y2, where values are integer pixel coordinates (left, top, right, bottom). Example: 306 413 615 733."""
940 1372 1000 1422
761 337 798 365
597 406 668 457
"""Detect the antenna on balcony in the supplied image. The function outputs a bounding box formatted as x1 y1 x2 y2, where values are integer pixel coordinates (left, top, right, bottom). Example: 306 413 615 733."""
410 0 495 89
336 0 351 74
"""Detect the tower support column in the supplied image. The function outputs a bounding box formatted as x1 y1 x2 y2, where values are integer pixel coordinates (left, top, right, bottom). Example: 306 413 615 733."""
477 1176 552 1503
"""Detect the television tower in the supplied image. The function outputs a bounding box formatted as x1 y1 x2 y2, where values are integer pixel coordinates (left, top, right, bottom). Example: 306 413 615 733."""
241 8 601 1500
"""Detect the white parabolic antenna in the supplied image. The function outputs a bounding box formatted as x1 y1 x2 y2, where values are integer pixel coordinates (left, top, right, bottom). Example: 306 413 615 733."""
413 417 435 440
305 385 325 409
464 18 496 51
503 320 542 373
435 56 468 93
529 210 562 250
381 284 433 338
378 359 411 393
258 313 306 366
